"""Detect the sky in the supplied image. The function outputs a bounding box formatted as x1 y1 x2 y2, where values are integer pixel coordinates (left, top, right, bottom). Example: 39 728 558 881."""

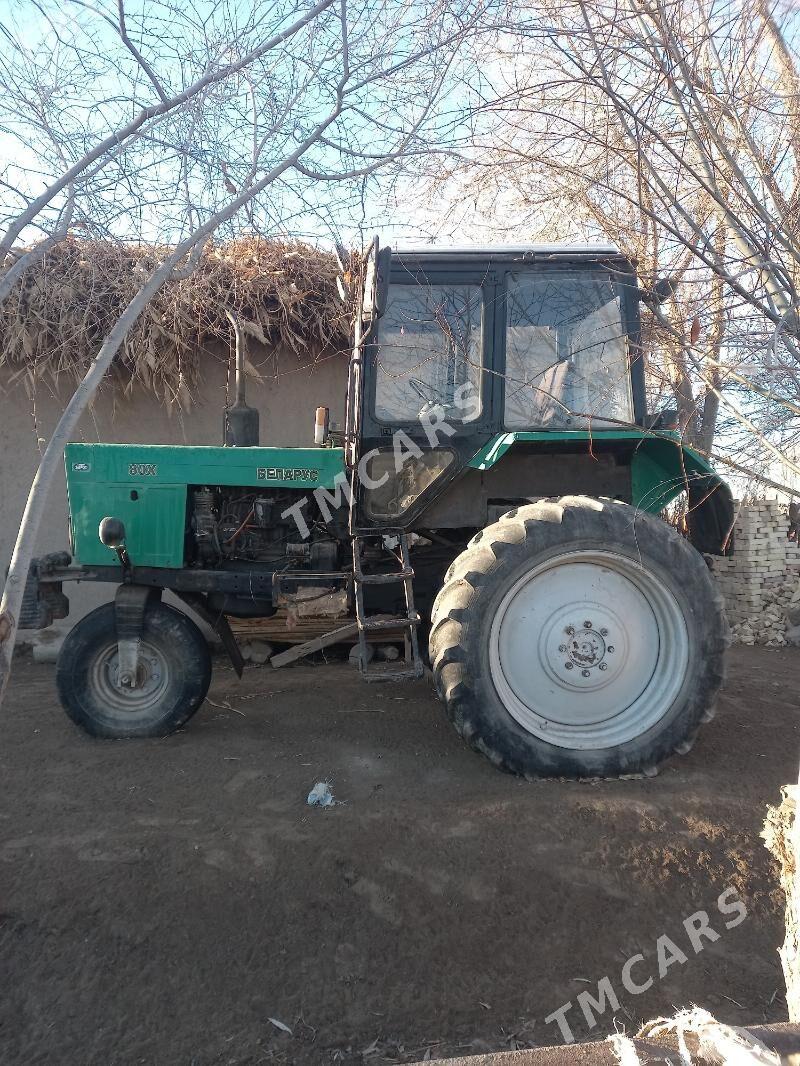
0 0 511 251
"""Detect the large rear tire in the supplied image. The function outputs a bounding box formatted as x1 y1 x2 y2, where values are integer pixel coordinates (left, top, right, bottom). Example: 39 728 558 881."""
429 496 728 778
56 601 212 738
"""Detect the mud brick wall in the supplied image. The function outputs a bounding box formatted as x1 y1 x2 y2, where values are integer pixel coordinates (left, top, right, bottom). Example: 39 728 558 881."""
711 501 800 646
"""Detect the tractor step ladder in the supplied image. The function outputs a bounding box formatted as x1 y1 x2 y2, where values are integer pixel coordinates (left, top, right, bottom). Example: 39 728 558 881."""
352 534 425 682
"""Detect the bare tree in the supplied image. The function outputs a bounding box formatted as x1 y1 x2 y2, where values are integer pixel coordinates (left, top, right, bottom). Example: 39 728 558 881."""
430 0 800 465
0 0 489 706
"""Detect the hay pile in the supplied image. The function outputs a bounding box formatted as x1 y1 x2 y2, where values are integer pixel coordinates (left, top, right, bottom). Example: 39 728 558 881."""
0 237 352 404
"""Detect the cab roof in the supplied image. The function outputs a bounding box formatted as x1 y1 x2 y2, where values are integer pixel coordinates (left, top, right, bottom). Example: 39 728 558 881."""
393 243 620 254
390 244 632 270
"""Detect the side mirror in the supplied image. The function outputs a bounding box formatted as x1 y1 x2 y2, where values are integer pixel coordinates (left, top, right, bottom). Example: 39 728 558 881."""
641 277 678 306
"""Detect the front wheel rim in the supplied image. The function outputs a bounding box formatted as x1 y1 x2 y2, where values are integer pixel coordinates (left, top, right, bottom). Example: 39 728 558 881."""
488 550 690 750
89 640 171 719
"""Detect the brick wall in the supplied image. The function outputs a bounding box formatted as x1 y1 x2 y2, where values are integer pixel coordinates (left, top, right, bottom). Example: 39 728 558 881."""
711 501 800 646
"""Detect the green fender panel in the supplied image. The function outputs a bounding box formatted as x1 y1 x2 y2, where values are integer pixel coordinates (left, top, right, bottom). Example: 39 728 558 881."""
468 430 734 555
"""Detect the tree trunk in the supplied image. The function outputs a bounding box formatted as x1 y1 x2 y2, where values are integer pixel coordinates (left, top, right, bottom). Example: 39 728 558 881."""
0 258 187 709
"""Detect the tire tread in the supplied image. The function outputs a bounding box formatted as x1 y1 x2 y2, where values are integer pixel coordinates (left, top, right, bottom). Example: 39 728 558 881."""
430 496 728 778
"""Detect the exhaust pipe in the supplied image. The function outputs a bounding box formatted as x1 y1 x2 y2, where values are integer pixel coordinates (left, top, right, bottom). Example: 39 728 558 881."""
224 310 260 447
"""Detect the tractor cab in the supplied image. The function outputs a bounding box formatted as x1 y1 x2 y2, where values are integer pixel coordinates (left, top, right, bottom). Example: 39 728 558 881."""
367 243 644 433
347 243 730 554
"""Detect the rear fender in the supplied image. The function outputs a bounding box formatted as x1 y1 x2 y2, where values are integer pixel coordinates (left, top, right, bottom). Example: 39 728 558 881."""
630 437 734 556
467 430 734 556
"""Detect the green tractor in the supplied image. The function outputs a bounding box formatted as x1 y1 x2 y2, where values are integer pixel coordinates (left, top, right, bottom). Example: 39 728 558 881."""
23 242 733 778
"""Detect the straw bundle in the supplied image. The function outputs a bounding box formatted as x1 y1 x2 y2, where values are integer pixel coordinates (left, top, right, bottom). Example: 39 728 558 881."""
0 237 352 405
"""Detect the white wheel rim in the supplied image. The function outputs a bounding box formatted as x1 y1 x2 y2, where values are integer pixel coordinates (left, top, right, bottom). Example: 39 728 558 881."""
488 550 689 750
90 640 171 719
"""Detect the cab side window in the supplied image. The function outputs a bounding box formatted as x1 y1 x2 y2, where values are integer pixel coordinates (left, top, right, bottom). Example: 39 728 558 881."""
374 283 483 424
504 273 633 429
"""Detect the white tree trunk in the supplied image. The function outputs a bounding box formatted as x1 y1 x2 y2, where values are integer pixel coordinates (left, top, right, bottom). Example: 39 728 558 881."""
0 256 186 706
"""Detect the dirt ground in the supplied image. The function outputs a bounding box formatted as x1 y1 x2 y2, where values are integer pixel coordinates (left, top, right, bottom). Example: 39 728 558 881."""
0 645 797 1065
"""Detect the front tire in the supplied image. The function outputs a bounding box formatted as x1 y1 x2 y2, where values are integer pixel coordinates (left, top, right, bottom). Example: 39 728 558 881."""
429 496 727 778
56 601 212 738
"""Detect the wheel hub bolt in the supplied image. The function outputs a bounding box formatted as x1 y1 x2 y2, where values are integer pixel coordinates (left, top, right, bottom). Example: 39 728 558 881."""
564 662 574 670
558 644 567 653
581 669 590 677
599 663 608 671
565 626 574 635
607 646 615 653
600 628 608 636
583 620 592 628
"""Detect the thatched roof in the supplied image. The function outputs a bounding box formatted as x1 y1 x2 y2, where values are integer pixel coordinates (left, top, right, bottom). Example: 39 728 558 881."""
0 237 352 404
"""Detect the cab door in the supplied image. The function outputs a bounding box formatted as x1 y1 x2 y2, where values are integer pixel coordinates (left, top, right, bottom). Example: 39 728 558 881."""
352 265 499 532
